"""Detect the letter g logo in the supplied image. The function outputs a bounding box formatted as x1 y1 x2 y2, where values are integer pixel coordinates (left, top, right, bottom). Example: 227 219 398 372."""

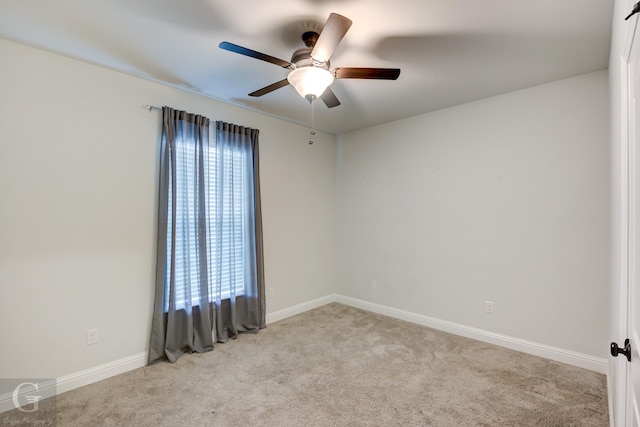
12 381 41 413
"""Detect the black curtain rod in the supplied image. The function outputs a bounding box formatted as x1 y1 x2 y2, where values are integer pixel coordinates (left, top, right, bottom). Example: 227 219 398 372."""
145 105 162 111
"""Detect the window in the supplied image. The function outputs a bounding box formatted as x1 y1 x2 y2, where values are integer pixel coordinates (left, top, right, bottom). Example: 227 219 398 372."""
149 108 263 364
163 126 248 312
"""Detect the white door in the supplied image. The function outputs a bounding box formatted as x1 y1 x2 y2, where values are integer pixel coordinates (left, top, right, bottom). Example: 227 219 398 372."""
627 9 640 425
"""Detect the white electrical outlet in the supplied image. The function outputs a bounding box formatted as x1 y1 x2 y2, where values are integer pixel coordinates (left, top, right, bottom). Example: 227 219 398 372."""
269 287 275 298
86 328 99 345
485 301 494 314
371 280 378 290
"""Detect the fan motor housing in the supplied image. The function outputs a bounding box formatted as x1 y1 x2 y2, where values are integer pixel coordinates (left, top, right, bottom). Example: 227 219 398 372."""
291 47 330 70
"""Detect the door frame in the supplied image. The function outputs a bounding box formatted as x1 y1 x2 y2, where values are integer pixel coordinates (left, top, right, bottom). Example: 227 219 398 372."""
613 3 638 425
626 14 640 425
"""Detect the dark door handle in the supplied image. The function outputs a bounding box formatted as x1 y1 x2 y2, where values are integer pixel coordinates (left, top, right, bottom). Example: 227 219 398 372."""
626 2 640 20
611 338 631 362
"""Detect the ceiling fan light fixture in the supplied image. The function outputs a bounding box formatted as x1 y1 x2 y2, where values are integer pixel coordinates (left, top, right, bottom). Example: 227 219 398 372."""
219 13 400 109
287 67 334 101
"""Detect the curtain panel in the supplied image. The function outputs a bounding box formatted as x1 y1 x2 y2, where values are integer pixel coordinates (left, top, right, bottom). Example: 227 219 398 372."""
148 107 265 364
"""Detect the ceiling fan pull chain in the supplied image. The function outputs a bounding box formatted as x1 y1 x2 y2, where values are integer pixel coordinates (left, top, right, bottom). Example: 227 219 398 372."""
309 96 316 145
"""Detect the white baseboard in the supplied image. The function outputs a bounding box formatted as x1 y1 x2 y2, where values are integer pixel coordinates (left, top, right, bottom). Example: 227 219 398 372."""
1 293 606 415
266 294 338 324
56 351 148 395
335 294 607 374
0 351 147 414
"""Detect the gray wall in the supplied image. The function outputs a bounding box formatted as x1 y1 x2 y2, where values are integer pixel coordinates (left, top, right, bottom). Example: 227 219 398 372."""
336 71 610 358
0 38 337 379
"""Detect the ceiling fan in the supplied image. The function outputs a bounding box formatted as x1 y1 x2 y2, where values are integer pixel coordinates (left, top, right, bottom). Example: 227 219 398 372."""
219 13 401 108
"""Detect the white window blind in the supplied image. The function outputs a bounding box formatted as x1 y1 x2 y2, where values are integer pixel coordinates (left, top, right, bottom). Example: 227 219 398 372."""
163 128 247 312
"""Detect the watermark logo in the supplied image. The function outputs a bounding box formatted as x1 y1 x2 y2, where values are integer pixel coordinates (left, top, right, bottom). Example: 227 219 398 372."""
12 382 41 413
0 379 56 426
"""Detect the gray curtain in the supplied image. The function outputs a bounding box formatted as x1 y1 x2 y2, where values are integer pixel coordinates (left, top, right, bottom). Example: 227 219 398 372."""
148 107 265 364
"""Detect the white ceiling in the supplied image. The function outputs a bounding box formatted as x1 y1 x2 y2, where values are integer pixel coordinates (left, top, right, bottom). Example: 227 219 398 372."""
0 0 613 134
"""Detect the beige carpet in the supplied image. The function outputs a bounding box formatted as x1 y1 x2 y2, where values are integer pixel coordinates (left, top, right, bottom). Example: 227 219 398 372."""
1 303 608 426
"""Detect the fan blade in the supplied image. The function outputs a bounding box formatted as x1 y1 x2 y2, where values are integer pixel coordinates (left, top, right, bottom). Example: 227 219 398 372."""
320 88 341 108
219 42 293 69
334 67 401 80
311 13 353 63
249 79 290 97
